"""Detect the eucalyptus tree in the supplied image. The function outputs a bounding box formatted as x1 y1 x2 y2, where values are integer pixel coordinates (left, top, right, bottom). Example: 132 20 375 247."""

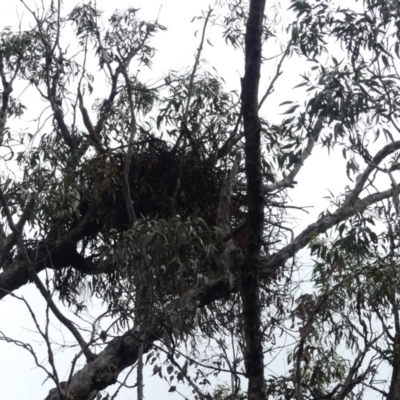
2 0 400 400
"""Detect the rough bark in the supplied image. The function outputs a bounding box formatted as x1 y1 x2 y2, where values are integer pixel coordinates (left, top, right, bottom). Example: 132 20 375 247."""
240 0 267 399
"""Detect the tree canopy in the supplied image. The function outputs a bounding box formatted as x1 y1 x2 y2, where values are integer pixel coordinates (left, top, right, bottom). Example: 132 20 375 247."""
2 0 400 399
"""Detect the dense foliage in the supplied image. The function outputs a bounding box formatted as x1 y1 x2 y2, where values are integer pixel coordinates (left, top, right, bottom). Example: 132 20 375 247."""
3 0 400 399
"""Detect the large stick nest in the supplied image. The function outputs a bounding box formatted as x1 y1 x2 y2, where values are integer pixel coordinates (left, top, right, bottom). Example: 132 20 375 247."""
80 144 229 230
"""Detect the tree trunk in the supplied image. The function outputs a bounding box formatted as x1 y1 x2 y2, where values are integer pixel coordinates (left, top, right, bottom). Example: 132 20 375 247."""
241 0 266 400
388 334 400 399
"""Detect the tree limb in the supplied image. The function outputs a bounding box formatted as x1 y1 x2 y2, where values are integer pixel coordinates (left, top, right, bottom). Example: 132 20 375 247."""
264 118 322 193
0 188 95 361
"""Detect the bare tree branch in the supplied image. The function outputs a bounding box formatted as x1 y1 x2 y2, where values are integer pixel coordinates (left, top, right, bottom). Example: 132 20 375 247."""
264 118 322 193
258 40 292 110
343 139 400 207
264 187 395 273
183 9 213 128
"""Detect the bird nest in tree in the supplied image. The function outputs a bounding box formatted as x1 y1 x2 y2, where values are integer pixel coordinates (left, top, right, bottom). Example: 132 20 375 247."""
81 144 227 229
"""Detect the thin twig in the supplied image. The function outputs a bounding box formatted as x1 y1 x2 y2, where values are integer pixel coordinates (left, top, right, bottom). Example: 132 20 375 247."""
183 8 213 127
119 71 138 225
258 39 292 110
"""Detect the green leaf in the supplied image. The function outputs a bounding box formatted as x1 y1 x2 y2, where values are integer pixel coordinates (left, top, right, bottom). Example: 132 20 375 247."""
282 105 300 114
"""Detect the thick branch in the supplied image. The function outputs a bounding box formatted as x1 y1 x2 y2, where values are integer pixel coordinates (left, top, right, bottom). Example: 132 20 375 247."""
0 193 103 299
343 139 400 207
0 189 94 361
44 262 239 400
264 188 394 273
78 88 105 153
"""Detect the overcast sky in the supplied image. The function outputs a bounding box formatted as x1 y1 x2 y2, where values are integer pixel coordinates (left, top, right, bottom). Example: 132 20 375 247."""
0 1 355 399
